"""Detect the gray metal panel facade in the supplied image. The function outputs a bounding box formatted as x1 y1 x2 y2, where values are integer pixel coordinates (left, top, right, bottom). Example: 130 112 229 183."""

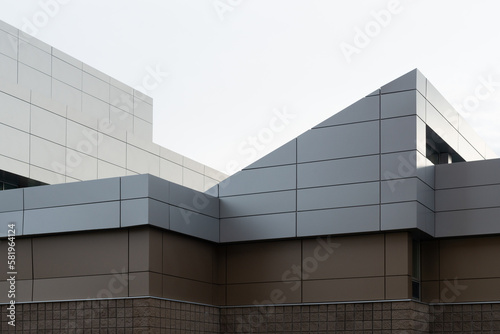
314 95 379 128
436 208 500 237
435 158 500 189
24 177 120 209
220 213 296 243
381 201 434 236
297 121 380 163
121 198 150 227
121 174 170 204
297 155 379 188
381 178 434 211
169 182 219 218
381 90 421 119
220 190 296 218
435 159 500 237
436 184 500 212
0 174 220 242
170 207 220 243
245 139 297 169
297 182 379 211
218 165 296 197
1 69 497 243
381 151 434 188
0 211 23 237
381 116 418 154
380 68 426 95
297 205 380 237
0 188 23 212
24 202 121 235
121 198 170 230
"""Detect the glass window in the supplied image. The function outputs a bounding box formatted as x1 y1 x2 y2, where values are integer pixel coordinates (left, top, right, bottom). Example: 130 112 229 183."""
412 239 421 300
0 169 45 191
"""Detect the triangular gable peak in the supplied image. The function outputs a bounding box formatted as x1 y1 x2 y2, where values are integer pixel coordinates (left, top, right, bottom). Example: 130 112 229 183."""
217 69 496 242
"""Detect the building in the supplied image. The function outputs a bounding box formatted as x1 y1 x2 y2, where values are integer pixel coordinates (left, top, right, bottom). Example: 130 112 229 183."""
1 19 500 333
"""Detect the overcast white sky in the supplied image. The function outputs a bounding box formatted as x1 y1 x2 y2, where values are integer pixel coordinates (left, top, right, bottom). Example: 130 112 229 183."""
1 0 499 174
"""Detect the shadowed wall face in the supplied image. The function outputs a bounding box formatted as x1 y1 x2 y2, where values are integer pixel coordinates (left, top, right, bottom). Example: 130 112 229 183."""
224 232 412 305
0 228 413 305
0 227 222 305
4 227 500 306
421 235 500 303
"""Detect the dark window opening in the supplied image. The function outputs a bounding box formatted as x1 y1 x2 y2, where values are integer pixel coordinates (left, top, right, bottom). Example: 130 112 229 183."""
412 281 420 300
0 170 46 191
426 126 465 165
412 239 421 300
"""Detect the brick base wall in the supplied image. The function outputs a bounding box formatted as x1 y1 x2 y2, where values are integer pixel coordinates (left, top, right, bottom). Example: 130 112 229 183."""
2 299 500 333
221 301 430 334
1 298 220 333
428 303 500 333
